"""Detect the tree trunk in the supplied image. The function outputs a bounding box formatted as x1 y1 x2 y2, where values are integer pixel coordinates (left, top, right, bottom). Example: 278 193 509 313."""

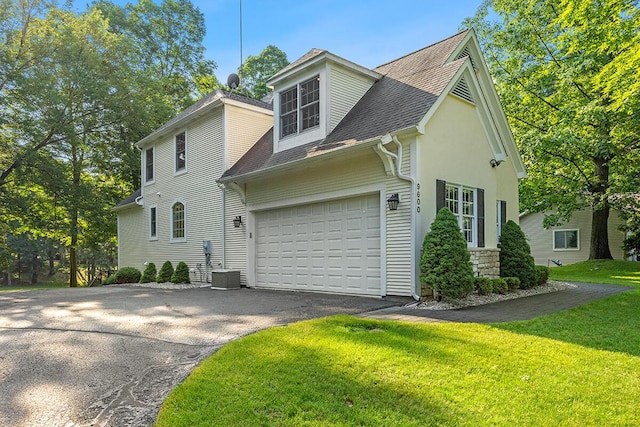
589 157 613 260
590 205 613 259
31 255 39 284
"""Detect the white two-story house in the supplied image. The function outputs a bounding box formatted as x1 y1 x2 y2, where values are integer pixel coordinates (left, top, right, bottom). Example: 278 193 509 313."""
115 29 527 298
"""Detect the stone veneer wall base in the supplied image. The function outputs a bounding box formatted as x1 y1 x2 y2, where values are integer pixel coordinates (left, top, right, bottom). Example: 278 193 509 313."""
469 248 500 278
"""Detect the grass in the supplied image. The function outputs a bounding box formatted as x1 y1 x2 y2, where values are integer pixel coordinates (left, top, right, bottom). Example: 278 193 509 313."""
156 260 640 427
550 259 640 286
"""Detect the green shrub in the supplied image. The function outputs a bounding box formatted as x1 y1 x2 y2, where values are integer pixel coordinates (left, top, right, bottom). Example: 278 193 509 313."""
505 276 521 291
171 261 191 284
492 278 509 295
114 266 141 284
140 262 157 283
474 277 493 295
157 261 174 283
420 208 474 300
535 265 550 286
102 274 117 286
499 220 537 289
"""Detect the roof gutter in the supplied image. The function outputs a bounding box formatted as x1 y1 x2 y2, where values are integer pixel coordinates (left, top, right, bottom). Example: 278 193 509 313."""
376 134 420 301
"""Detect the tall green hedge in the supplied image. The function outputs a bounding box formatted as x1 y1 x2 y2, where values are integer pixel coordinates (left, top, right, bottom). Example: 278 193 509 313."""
172 261 191 284
156 261 174 283
420 207 474 300
499 220 537 288
140 262 157 283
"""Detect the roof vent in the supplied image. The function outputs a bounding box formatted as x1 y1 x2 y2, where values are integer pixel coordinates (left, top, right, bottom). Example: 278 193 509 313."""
451 76 474 104
455 45 477 70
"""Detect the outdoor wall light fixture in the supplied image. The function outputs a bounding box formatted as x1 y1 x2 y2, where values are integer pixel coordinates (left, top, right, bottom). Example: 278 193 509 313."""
233 216 242 228
490 158 504 168
387 193 400 211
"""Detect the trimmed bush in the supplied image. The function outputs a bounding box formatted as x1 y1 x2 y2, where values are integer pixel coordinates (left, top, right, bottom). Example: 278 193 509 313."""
474 277 493 295
535 265 550 286
499 220 537 289
420 208 474 300
102 274 117 286
505 276 521 291
157 261 174 283
172 261 191 284
114 266 141 284
492 278 509 295
140 262 157 283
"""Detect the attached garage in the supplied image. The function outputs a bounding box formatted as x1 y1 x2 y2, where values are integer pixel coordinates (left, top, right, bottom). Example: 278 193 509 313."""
254 194 382 296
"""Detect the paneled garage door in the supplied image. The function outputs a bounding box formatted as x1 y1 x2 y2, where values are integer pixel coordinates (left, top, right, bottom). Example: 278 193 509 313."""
255 194 382 295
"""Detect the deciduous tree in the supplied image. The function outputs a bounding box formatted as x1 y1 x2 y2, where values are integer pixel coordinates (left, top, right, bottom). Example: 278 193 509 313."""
465 0 640 259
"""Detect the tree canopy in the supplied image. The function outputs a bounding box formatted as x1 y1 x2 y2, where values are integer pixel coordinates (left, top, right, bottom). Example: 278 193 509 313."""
0 0 216 286
239 45 289 99
464 0 640 259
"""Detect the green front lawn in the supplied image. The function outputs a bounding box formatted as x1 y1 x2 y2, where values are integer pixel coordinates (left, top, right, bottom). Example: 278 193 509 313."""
550 259 640 286
0 280 70 292
156 260 640 427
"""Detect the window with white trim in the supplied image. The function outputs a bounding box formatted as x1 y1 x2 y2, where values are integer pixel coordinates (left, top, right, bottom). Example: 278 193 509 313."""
554 229 579 250
445 183 477 245
175 132 186 172
145 147 154 183
149 205 157 240
171 201 185 241
279 75 320 138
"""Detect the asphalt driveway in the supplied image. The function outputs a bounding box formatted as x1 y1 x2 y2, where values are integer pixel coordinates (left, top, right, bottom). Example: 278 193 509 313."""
0 286 405 427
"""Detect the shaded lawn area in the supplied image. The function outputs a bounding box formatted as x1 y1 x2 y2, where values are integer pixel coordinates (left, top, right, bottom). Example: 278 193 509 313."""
156 261 640 427
0 281 69 292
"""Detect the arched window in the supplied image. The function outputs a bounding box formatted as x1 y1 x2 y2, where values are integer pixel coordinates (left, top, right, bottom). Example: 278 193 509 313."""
172 202 185 240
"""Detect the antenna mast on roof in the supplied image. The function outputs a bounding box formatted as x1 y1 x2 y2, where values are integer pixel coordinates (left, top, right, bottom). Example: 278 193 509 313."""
239 0 243 83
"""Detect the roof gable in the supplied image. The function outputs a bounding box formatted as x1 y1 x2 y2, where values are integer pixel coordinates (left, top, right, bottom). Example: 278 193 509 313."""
221 29 526 182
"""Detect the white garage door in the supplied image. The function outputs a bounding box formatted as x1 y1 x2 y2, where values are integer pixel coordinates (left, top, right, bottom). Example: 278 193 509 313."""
255 194 381 295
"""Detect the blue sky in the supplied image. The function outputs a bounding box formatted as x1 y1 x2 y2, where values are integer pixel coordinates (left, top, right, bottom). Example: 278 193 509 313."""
75 0 483 81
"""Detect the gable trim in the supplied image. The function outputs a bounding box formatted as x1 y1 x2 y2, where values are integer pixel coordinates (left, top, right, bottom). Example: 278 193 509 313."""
417 61 507 162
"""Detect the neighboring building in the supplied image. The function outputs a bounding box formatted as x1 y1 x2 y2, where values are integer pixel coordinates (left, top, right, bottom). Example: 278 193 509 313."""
520 208 628 266
116 29 527 298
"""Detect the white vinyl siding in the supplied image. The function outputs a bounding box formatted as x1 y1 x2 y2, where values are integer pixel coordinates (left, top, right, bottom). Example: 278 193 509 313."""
328 64 376 132
225 104 274 169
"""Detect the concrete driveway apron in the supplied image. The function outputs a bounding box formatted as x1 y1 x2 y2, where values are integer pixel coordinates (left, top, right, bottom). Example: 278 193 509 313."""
0 286 404 427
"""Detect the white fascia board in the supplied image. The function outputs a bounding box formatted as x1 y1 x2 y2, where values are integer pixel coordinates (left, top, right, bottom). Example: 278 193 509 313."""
447 30 528 178
268 51 381 88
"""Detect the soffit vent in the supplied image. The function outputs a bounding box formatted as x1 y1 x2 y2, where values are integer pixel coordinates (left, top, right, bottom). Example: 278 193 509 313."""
451 76 474 104
455 45 477 70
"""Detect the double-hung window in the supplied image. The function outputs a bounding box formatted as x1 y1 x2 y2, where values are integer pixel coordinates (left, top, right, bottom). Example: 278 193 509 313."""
149 205 157 240
445 184 476 245
145 147 154 183
280 75 320 138
175 132 186 172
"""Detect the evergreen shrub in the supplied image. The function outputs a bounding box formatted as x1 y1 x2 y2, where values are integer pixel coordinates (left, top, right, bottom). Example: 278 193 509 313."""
114 267 141 284
157 261 174 283
172 261 191 284
505 276 521 291
140 262 157 283
499 220 537 289
535 265 550 286
474 277 493 295
420 208 474 300
492 278 509 295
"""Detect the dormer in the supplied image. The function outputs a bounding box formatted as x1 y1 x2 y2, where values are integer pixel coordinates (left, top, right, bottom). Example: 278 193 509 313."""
267 49 381 153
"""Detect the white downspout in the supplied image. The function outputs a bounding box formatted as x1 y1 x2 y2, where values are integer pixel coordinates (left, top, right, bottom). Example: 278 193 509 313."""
217 183 226 270
378 134 420 301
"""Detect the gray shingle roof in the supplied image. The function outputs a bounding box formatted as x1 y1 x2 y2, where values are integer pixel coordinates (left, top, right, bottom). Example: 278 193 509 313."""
220 30 470 182
114 188 141 209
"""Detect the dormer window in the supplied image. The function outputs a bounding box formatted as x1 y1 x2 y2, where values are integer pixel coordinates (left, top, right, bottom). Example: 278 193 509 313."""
280 75 320 138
